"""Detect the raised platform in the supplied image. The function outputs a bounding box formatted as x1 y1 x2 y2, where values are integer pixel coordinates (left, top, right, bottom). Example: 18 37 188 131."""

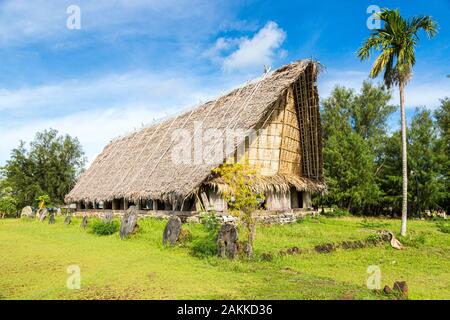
73 208 317 224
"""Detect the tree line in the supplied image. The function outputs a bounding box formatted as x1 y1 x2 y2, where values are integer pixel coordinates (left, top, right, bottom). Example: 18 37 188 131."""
1 91 447 219
0 129 86 214
317 81 449 217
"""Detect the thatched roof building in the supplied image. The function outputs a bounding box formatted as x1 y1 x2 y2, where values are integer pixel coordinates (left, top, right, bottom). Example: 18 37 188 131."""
66 59 325 213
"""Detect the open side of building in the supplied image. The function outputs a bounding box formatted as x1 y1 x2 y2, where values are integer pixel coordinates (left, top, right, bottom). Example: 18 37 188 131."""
65 59 326 218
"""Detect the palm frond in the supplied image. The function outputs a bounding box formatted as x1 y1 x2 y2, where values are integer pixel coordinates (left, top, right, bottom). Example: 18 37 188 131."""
357 34 383 60
370 48 394 79
357 8 438 88
409 16 438 39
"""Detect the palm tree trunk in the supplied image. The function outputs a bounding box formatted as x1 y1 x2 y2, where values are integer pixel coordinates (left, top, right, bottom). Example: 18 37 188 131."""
400 82 408 236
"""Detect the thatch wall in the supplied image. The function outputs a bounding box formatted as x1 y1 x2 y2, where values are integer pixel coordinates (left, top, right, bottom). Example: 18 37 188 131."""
65 59 325 204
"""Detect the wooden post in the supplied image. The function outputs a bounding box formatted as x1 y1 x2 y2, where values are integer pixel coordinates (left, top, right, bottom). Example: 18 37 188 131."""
112 199 118 210
290 188 299 209
200 192 211 211
302 192 312 209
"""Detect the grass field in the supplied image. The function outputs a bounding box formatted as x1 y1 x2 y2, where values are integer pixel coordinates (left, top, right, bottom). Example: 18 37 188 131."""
0 215 449 300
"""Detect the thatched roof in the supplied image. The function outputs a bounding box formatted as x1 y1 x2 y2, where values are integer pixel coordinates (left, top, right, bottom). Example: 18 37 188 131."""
65 59 325 204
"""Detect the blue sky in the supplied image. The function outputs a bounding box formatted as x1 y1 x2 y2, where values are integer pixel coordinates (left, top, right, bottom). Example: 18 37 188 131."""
0 0 449 165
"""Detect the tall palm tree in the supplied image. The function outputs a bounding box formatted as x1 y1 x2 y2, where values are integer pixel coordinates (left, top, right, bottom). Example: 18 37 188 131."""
358 9 438 236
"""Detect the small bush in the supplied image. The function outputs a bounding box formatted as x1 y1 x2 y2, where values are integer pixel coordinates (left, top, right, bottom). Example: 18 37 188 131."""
436 221 450 234
399 231 427 248
89 219 119 236
190 233 217 258
365 234 388 246
199 211 221 233
178 229 193 245
296 217 306 223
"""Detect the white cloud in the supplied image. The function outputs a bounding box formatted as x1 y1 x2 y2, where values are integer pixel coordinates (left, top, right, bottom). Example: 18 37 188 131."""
206 21 287 73
203 37 240 60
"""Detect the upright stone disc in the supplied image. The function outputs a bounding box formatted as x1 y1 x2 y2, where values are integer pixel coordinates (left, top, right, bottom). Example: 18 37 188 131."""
38 208 48 222
163 215 182 246
81 215 88 229
64 215 72 225
48 211 55 224
217 223 238 259
120 205 139 239
21 206 34 219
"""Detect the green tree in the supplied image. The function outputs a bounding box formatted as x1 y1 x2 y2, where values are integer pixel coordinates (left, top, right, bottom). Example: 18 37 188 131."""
408 109 445 215
213 163 264 258
358 8 438 235
377 131 402 212
1 142 42 208
351 81 395 153
2 129 86 209
0 186 18 218
320 82 394 213
434 98 450 214
323 131 379 211
379 109 447 216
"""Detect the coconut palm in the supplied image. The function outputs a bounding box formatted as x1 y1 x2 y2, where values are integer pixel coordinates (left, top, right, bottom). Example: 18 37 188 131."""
358 9 438 235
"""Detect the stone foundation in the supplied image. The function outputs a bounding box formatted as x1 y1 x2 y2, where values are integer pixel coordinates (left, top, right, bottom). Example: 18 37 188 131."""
256 209 316 224
72 208 317 224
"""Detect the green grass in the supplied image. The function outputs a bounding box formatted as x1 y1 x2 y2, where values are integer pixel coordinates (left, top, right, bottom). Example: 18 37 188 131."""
0 216 449 300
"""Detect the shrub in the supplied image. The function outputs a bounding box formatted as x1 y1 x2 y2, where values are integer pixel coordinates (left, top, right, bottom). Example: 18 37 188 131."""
399 231 427 248
365 234 388 246
89 219 119 236
436 220 450 234
199 211 221 233
0 187 17 218
178 229 193 245
296 217 306 223
190 233 217 258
